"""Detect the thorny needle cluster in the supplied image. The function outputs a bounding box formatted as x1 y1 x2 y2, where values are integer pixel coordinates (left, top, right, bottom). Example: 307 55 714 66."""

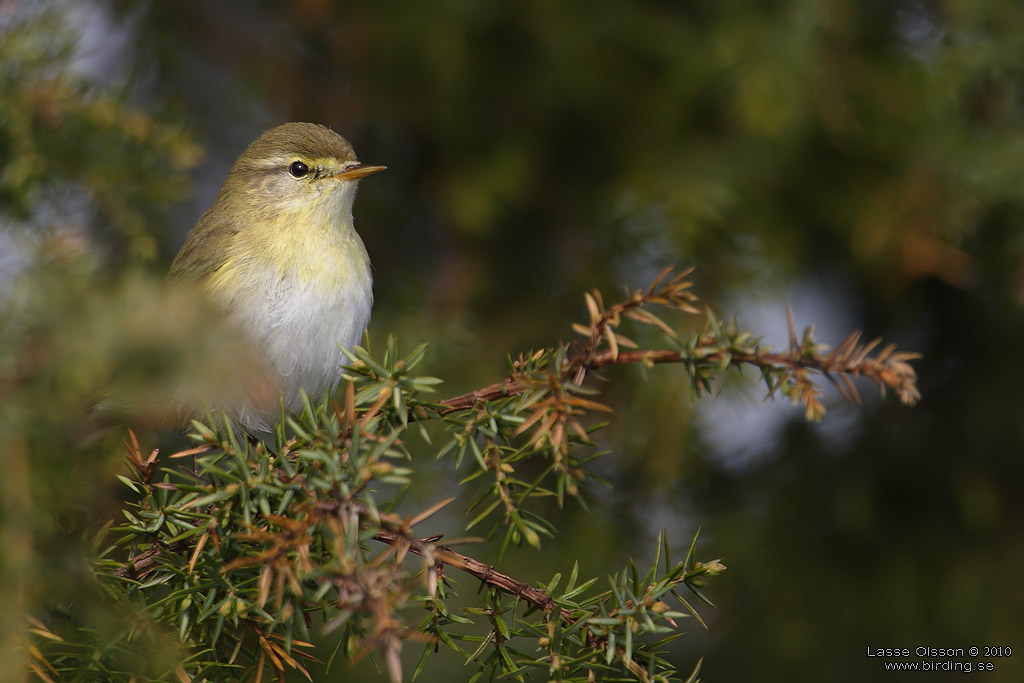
29 268 920 683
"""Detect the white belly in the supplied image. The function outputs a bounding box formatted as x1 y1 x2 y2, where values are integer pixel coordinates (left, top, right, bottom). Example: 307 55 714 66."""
228 242 372 435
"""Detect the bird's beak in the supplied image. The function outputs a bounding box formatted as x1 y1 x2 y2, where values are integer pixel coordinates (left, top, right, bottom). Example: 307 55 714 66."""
331 164 387 181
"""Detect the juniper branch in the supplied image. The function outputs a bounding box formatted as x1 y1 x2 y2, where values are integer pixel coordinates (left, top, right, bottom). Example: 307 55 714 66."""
371 527 656 681
435 268 921 418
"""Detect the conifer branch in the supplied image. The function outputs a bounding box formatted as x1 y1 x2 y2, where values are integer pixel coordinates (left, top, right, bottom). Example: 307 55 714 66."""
436 267 921 422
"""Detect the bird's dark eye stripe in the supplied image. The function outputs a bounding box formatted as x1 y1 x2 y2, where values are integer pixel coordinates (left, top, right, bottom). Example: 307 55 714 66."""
289 161 310 178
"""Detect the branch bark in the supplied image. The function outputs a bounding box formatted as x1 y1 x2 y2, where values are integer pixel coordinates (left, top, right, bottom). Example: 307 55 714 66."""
435 341 920 416
372 528 651 682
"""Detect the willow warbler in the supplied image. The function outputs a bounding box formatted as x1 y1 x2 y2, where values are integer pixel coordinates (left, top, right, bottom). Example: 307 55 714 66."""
168 122 385 436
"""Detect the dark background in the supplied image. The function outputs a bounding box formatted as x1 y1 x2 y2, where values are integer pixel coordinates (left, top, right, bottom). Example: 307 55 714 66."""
3 0 1023 680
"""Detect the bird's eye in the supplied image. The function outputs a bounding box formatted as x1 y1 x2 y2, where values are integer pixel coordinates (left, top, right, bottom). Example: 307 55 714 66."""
289 161 310 178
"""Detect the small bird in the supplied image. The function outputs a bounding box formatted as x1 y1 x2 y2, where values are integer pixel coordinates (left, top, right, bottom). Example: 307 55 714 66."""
167 122 385 436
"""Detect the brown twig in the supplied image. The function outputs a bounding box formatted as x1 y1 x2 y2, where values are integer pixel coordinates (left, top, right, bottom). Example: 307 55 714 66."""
435 378 530 415
434 268 919 419
109 540 191 579
436 340 920 416
372 527 652 681
373 529 572 622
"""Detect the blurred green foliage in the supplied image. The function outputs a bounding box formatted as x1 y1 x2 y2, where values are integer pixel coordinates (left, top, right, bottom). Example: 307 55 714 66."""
0 7 200 260
3 0 1024 680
